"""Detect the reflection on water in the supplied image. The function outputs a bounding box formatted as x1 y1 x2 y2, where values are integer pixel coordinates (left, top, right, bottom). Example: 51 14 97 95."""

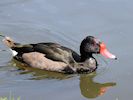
80 74 116 99
11 59 116 99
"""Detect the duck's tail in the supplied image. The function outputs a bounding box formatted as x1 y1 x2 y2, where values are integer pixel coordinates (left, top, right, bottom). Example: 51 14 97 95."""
2 36 33 56
3 37 16 48
2 36 21 56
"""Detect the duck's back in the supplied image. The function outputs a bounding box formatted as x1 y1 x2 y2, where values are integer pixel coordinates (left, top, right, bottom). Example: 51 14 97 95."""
12 42 81 64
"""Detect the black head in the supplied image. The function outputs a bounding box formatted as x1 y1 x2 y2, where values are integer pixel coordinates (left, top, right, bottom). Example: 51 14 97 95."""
80 36 100 54
80 36 100 61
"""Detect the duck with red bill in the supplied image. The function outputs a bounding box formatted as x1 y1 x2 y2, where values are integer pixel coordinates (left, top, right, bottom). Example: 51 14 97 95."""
100 42 117 60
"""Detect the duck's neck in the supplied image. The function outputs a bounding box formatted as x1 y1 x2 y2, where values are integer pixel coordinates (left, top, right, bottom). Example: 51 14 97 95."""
80 53 93 62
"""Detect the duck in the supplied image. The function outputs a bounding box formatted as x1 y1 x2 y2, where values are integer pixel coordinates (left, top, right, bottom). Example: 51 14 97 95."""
2 35 117 74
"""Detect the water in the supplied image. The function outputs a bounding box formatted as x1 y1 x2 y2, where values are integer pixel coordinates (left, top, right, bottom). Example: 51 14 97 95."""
0 0 133 100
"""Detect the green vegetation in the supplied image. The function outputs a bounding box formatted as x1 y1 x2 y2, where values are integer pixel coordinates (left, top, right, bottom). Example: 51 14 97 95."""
0 97 20 100
0 93 20 100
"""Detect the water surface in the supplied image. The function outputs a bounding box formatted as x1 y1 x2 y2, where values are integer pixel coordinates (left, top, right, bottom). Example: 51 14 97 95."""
0 0 133 100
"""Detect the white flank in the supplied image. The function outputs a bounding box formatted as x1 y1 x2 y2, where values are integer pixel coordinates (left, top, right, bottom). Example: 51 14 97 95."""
9 49 18 56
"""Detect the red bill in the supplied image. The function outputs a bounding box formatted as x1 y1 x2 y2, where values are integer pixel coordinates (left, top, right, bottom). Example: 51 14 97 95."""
100 42 117 60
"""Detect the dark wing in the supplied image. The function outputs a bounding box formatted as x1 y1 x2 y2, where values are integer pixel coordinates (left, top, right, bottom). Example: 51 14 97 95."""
33 43 80 64
12 42 80 63
12 44 34 53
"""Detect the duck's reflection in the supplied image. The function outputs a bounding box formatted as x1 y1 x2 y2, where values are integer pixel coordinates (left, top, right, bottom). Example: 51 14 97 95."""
11 59 116 99
80 74 116 99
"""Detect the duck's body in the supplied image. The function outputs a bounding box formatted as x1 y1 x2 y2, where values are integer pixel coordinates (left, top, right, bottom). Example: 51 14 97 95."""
9 42 97 73
3 36 116 74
